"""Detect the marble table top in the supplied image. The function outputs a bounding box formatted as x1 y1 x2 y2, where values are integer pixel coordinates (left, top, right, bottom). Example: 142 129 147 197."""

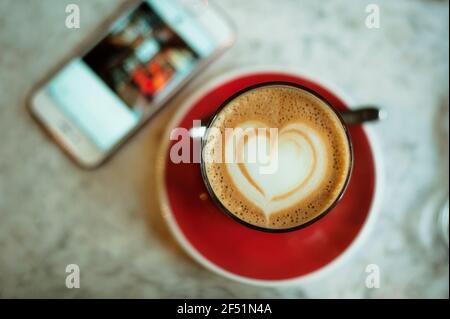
0 0 448 298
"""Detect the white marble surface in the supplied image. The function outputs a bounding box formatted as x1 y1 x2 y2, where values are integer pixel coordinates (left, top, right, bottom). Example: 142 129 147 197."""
0 0 448 298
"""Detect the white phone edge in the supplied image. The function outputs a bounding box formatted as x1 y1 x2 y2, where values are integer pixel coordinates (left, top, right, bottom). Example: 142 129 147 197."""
30 91 105 168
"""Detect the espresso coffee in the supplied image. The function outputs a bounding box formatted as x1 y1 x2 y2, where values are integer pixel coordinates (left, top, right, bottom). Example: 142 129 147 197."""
202 84 351 230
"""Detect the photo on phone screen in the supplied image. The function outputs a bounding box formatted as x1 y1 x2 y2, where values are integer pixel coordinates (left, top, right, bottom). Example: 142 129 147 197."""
84 2 201 112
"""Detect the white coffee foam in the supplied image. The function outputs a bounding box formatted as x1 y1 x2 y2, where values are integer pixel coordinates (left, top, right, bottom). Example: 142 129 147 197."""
225 121 328 217
203 85 351 229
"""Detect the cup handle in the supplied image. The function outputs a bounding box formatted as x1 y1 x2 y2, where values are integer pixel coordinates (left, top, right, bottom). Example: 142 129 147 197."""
340 106 387 125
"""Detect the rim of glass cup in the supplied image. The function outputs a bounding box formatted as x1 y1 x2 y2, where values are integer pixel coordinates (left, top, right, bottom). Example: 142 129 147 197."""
200 81 354 233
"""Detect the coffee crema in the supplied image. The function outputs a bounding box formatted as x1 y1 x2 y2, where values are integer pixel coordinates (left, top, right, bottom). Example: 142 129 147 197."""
202 85 351 230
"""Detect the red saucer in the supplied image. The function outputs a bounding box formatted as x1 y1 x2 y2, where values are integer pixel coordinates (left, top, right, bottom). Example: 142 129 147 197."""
162 71 376 282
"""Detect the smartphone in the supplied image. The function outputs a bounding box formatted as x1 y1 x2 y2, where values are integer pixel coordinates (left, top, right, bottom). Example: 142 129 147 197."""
29 0 235 169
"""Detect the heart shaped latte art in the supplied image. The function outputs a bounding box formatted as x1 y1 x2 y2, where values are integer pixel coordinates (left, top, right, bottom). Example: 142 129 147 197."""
225 121 328 217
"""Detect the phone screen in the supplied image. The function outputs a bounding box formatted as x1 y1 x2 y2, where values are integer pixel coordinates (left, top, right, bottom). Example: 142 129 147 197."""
44 0 230 151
